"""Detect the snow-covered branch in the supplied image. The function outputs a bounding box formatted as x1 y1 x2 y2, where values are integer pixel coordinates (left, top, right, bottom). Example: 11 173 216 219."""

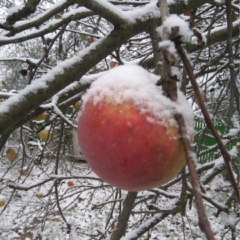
0 12 156 136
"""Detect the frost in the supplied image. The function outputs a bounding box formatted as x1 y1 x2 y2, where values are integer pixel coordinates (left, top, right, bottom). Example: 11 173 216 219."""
162 14 192 42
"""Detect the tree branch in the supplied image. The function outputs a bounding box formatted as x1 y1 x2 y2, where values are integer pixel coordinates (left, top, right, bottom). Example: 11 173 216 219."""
175 114 215 240
79 0 130 26
5 0 41 26
158 0 215 238
122 206 181 240
175 41 240 204
111 191 137 239
3 0 78 36
0 17 153 135
0 8 92 46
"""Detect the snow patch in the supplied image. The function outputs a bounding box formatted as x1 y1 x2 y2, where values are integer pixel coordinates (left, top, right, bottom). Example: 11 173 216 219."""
162 14 192 42
7 4 24 16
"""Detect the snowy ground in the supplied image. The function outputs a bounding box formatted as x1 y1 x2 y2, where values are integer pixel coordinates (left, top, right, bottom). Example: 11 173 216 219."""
0 150 239 240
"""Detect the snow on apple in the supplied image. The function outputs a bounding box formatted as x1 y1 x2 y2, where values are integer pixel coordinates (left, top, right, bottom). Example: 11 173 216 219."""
77 64 193 191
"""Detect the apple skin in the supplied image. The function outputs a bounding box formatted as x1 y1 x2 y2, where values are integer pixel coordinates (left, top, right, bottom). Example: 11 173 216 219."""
77 99 186 191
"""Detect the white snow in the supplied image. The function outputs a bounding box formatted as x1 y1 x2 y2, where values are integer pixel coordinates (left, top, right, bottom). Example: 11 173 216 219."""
81 64 194 135
162 14 192 42
159 40 178 60
0 1 238 239
171 66 181 78
7 4 25 16
0 194 6 201
129 1 160 21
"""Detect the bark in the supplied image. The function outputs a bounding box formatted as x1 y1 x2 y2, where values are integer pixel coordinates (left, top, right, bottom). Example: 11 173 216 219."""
110 191 137 240
6 0 41 26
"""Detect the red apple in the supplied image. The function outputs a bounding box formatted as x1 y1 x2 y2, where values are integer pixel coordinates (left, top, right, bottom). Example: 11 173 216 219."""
77 65 193 191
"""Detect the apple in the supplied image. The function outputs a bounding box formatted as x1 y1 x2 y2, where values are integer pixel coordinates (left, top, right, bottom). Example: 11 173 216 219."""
77 65 193 191
38 129 51 141
67 180 74 187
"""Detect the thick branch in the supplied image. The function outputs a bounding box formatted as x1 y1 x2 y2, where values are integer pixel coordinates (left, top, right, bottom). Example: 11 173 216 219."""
6 0 41 25
0 17 153 135
169 0 216 14
3 0 79 36
79 0 130 26
0 9 92 47
188 19 240 53
225 0 238 116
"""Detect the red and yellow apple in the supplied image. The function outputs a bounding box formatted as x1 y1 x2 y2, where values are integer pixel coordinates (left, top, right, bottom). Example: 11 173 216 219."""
77 65 192 191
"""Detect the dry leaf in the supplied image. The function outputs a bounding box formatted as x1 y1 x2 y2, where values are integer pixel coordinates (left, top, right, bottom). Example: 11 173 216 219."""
6 147 17 161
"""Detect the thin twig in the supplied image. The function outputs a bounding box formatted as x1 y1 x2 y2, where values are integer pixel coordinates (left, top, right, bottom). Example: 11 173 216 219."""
175 114 215 240
54 120 71 233
158 0 215 239
175 41 240 204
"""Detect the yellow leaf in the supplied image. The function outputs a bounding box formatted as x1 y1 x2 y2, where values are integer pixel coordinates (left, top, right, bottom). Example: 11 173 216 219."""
6 147 17 161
